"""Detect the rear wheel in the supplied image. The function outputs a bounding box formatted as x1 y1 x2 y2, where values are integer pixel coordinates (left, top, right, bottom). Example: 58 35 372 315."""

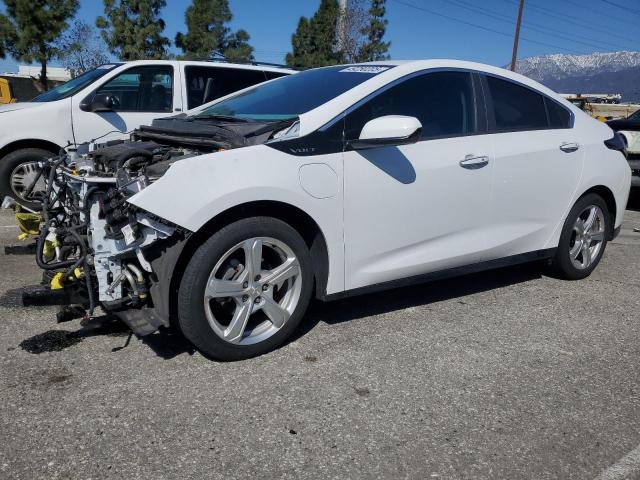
0 148 53 210
550 193 610 280
178 217 314 361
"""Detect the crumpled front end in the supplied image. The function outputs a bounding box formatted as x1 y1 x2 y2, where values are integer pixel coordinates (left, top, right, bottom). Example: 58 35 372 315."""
26 115 299 335
30 141 197 334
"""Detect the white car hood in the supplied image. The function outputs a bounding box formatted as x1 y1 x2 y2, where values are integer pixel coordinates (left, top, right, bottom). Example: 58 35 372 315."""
0 102 42 113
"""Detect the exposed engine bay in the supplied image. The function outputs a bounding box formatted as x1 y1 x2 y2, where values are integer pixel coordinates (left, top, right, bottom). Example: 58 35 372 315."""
30 115 297 334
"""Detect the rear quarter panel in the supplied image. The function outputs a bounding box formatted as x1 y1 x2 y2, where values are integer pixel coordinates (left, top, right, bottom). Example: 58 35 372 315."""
544 113 631 249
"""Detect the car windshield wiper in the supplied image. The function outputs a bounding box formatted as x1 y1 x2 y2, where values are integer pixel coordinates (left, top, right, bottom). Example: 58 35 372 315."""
195 114 250 123
246 118 298 138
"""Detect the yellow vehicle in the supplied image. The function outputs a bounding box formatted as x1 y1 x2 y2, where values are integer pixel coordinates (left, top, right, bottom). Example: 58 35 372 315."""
564 95 608 122
0 78 16 104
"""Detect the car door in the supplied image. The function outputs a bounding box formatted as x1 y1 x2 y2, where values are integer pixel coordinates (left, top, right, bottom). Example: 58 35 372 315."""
481 74 583 256
71 64 181 144
343 70 496 290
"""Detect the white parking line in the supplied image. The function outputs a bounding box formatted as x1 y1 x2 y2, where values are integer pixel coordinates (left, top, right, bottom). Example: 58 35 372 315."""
595 443 640 480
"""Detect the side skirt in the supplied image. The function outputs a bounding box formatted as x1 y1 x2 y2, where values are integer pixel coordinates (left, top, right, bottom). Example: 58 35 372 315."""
322 248 557 302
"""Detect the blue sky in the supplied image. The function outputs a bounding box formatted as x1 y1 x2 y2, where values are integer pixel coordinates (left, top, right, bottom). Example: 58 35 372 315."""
1 0 639 72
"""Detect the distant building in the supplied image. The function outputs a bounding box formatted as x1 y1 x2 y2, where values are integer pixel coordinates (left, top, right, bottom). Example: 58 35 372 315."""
0 65 71 102
15 65 71 82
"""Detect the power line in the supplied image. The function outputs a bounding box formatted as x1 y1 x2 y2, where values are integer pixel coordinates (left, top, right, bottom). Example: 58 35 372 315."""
562 0 639 27
390 0 586 55
441 0 637 51
500 0 640 45
600 0 640 16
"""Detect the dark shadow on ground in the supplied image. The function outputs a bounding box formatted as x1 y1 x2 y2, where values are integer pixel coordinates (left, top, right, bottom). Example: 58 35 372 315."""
0 286 29 308
19 316 129 354
627 187 640 212
15 262 543 360
292 261 544 343
140 328 196 359
18 314 196 359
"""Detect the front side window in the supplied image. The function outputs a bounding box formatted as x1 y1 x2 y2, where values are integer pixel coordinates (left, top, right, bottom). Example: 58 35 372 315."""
94 65 173 112
344 71 477 141
32 64 122 102
485 76 548 132
185 66 269 110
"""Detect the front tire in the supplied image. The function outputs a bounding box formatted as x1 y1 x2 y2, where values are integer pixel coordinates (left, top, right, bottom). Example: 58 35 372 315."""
550 193 610 280
178 217 314 361
0 148 53 210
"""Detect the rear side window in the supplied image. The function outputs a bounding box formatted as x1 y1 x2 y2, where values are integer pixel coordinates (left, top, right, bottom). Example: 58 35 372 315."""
485 75 547 132
185 66 268 110
345 71 477 141
545 97 571 129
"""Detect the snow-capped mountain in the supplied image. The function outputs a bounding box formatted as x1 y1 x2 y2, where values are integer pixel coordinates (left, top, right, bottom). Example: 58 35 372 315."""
515 51 640 81
513 51 640 102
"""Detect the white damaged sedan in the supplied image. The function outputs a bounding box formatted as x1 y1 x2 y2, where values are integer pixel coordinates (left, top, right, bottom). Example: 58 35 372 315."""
31 60 631 360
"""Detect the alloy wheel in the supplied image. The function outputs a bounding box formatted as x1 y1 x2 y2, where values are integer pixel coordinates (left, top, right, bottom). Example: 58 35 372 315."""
203 237 303 345
569 205 606 270
10 161 46 203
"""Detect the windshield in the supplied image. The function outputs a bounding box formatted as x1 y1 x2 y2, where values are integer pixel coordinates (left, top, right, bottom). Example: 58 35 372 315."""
629 109 640 120
32 64 122 102
196 65 394 122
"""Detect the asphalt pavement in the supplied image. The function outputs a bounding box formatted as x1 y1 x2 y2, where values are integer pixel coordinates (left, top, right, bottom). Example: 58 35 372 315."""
1 194 640 480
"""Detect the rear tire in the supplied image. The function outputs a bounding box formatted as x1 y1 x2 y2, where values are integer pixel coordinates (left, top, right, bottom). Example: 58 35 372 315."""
0 148 53 210
549 193 610 280
178 217 314 361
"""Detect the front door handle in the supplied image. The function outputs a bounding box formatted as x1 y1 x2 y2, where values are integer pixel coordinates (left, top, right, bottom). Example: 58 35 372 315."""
560 142 580 153
459 155 489 170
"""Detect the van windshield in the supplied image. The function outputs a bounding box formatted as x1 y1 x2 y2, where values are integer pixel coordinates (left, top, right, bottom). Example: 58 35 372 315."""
195 65 394 122
32 64 122 102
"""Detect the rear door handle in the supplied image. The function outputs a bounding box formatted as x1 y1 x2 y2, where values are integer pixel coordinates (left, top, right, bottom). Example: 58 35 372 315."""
459 155 489 170
560 142 580 153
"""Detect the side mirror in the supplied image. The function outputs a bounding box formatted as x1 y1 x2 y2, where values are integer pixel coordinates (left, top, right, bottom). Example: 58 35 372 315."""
81 94 114 112
348 115 422 150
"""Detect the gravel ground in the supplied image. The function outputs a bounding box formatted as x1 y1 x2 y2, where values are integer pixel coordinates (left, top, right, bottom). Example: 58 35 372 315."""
1 195 640 480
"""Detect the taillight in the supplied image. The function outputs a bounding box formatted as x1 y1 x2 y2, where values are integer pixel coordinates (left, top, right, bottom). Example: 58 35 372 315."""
604 132 627 158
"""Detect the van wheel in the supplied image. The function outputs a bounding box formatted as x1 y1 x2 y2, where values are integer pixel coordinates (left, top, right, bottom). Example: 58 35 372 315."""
178 217 314 361
550 193 610 280
0 148 53 210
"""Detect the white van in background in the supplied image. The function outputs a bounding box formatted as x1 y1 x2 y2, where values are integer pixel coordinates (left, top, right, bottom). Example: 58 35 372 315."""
0 60 294 208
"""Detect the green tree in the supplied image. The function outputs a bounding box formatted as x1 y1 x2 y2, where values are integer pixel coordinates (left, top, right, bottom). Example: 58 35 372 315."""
286 0 341 69
96 0 170 61
222 29 253 63
175 0 253 62
358 0 390 62
0 15 16 59
0 0 79 90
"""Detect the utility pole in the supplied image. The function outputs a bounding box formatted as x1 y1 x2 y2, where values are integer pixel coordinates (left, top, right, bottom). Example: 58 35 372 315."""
510 0 525 72
336 0 348 52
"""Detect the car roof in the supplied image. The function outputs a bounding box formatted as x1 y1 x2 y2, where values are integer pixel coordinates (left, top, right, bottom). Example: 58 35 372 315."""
118 59 295 74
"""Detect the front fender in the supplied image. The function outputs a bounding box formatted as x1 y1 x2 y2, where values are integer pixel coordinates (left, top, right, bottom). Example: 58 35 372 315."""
128 144 345 294
0 99 72 152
